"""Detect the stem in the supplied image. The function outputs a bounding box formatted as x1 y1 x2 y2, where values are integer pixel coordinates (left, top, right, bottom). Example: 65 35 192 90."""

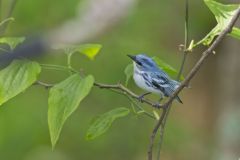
0 0 2 21
0 17 14 28
40 63 78 73
127 96 156 119
177 0 189 81
67 53 72 68
110 88 156 119
0 0 18 35
34 81 54 89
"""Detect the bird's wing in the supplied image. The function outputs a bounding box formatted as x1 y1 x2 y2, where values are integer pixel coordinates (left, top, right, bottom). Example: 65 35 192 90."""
151 72 170 87
149 72 170 96
150 72 183 103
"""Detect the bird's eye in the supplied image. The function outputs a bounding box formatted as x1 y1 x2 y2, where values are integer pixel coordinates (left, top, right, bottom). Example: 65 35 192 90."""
136 61 142 66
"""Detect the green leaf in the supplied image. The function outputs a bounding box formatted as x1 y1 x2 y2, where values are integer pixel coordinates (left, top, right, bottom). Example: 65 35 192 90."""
0 37 25 50
48 74 94 148
86 107 130 140
76 44 102 60
153 57 184 81
55 44 102 60
124 64 133 86
230 27 240 40
195 0 240 46
0 60 41 106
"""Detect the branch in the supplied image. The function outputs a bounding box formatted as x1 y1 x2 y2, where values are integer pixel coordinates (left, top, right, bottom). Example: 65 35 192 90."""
94 82 162 109
147 8 240 160
35 80 162 109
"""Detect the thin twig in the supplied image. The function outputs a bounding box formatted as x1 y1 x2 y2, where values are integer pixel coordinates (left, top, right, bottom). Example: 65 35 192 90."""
94 82 162 109
177 0 189 80
100 86 156 119
127 96 156 119
34 81 54 89
156 1 190 159
0 0 18 35
147 8 240 160
0 0 2 21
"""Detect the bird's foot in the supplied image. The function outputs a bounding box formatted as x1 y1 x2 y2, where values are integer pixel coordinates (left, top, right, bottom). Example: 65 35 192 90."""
153 103 161 109
153 103 168 109
138 92 151 103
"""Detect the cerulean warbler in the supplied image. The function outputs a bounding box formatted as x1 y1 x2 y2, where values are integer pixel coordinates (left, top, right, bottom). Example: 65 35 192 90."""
128 54 182 104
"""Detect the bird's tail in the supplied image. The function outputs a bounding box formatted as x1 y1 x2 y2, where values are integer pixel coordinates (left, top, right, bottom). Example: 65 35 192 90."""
176 96 183 104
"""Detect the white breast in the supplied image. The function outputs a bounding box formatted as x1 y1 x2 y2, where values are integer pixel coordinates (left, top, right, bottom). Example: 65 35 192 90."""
133 63 163 95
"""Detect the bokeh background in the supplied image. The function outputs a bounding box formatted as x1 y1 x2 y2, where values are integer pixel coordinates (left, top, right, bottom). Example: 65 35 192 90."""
0 0 240 160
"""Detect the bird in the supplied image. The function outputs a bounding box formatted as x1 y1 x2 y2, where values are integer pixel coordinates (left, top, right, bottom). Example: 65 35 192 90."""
127 54 182 104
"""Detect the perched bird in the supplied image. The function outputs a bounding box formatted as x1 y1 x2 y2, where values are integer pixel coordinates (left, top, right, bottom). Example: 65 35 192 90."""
127 54 182 104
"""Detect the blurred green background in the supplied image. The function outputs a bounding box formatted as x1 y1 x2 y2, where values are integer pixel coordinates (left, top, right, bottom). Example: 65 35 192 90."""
0 0 239 160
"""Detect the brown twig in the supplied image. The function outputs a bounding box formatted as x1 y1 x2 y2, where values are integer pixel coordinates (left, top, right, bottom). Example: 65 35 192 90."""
34 80 162 109
94 82 162 109
147 8 240 160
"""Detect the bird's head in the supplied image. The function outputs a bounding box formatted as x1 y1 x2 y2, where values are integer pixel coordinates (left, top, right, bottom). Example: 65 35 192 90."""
127 54 157 71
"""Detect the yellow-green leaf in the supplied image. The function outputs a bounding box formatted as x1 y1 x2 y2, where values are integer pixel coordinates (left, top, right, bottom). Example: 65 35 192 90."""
0 60 41 106
86 107 130 140
48 74 94 148
0 37 25 50
195 0 240 46
76 44 102 60
124 63 133 86
56 44 102 60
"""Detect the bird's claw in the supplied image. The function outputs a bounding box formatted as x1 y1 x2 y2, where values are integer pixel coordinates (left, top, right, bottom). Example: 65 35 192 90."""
138 95 145 103
153 103 168 109
153 103 161 109
137 92 151 103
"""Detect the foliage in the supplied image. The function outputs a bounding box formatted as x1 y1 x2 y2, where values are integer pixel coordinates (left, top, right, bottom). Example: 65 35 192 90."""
56 44 102 60
86 107 130 140
48 74 94 148
153 57 184 81
0 40 103 148
194 0 240 47
0 37 25 50
0 60 41 105
124 63 133 86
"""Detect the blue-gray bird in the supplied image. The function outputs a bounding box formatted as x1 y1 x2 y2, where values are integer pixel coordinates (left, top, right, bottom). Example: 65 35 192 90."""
127 54 182 104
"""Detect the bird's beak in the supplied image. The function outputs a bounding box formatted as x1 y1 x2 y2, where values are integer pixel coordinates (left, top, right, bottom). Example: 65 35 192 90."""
127 54 136 62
